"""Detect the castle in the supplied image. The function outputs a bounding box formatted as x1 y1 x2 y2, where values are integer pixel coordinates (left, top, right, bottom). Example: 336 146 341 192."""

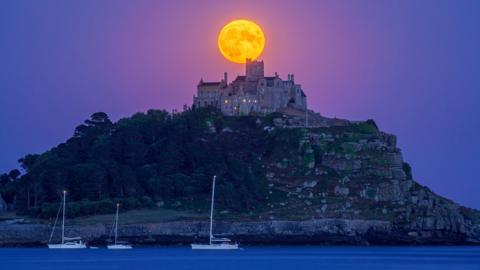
193 60 307 116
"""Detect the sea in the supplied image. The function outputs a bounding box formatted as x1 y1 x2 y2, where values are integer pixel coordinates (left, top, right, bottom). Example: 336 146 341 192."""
0 246 479 270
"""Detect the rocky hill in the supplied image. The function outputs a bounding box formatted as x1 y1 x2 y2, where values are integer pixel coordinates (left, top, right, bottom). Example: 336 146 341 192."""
0 108 479 246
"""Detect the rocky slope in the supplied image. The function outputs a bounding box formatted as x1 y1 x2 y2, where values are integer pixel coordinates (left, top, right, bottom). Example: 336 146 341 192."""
1 108 479 246
255 110 480 244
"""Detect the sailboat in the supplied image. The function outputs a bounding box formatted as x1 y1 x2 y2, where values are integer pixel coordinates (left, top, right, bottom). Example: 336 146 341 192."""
107 203 132 249
191 175 239 250
48 190 86 249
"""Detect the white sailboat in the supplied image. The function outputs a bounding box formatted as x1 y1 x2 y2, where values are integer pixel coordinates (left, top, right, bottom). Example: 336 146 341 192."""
48 190 86 249
107 203 132 249
191 175 239 250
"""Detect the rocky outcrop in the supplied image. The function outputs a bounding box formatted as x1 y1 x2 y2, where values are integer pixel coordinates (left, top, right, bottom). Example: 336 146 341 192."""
2 218 476 247
259 115 480 245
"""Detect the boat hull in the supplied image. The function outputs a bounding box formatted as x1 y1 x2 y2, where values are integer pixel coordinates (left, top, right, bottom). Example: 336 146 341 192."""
107 244 133 249
191 243 239 250
48 243 87 249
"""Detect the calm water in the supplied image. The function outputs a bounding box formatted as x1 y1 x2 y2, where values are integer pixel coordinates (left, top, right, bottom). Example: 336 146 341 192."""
0 246 479 270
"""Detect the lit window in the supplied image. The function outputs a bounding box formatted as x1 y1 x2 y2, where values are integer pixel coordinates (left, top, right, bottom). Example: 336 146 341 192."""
243 99 246 102
224 100 228 104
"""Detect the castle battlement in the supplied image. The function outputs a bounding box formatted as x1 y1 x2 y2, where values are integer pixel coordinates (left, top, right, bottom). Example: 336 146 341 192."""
193 60 307 116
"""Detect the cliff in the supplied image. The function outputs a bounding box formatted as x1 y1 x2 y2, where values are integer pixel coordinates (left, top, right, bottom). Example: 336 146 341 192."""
1 108 479 246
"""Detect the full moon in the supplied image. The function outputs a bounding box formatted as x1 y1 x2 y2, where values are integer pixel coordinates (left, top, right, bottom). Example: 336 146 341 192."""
218 20 265 64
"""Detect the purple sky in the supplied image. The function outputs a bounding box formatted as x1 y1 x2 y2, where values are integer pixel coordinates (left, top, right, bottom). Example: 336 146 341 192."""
1 0 479 208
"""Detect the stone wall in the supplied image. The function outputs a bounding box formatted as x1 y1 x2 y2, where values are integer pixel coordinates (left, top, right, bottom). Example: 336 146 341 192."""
1 217 477 247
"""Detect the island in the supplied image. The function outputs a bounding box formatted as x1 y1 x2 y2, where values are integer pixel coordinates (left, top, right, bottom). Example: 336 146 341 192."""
1 107 479 246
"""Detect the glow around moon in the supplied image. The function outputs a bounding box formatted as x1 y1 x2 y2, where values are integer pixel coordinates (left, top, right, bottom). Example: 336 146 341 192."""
218 20 265 64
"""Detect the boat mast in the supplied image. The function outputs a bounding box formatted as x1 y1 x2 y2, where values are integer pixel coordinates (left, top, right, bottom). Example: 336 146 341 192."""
114 203 119 245
62 190 66 244
209 175 216 245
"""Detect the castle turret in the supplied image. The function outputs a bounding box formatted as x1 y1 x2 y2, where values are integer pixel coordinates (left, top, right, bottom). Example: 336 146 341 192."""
246 59 264 81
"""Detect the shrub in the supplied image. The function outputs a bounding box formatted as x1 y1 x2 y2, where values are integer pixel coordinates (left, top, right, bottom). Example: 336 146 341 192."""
95 199 115 214
121 197 140 210
356 123 378 134
366 119 378 129
140 196 154 208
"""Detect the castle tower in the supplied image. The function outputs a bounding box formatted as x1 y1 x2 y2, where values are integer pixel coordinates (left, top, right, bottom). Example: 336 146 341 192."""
246 59 264 81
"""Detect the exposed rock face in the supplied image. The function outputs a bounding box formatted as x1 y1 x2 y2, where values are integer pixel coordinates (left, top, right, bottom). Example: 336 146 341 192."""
0 217 476 247
258 115 480 245
0 219 471 246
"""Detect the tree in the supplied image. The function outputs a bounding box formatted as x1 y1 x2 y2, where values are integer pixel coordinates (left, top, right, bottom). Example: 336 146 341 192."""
8 169 21 180
6 108 269 218
0 174 10 185
18 154 39 173
86 112 112 126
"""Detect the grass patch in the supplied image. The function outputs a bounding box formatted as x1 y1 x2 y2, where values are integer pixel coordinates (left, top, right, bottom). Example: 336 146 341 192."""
68 208 207 225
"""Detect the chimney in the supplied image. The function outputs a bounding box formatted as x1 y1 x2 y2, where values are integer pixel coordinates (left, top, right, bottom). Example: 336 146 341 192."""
224 72 228 84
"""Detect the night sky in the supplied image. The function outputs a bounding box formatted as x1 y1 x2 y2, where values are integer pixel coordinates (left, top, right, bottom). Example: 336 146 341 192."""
1 0 479 208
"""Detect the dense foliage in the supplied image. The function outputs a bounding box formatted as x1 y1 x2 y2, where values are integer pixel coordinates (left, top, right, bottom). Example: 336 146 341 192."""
0 108 270 218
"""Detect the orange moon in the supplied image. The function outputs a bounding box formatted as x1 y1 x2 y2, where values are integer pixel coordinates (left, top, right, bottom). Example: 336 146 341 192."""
218 20 265 64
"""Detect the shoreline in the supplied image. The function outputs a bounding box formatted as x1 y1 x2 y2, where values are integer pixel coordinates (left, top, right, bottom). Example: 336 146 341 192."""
1 218 479 247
